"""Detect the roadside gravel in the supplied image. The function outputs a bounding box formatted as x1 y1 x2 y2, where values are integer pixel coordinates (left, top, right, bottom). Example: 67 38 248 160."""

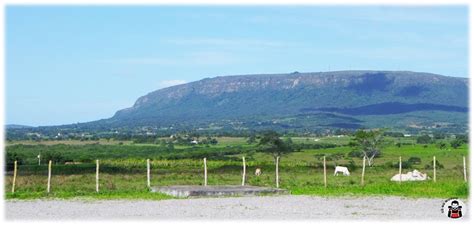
5 195 466 220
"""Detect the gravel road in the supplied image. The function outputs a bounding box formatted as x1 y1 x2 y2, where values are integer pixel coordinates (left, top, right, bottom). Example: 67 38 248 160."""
5 196 467 220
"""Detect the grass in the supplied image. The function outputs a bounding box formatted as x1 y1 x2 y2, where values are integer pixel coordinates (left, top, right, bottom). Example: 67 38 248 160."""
5 159 468 200
290 180 468 199
5 136 469 200
6 190 173 200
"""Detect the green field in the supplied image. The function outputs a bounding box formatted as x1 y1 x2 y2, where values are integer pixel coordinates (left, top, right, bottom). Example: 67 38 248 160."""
5 136 469 200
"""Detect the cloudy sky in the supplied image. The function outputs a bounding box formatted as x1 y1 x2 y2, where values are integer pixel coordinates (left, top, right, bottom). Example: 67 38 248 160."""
6 5 468 126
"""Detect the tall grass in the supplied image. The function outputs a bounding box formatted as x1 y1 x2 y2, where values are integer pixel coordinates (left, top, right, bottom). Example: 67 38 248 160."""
5 140 468 200
5 157 468 200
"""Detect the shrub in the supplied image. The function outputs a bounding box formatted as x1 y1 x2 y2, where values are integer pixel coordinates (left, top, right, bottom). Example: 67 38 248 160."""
6 152 25 171
387 160 413 169
42 151 71 164
436 142 447 150
417 135 432 144
450 139 463 149
407 157 422 165
455 134 468 144
425 160 444 169
347 150 363 158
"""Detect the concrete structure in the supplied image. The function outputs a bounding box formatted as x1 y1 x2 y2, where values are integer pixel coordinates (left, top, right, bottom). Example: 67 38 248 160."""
151 185 288 198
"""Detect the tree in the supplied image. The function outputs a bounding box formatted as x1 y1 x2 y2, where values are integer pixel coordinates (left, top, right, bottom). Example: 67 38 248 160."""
247 133 257 144
43 151 66 164
257 131 295 162
6 152 25 171
416 135 432 144
455 134 468 144
349 129 385 167
210 138 218 145
257 131 295 188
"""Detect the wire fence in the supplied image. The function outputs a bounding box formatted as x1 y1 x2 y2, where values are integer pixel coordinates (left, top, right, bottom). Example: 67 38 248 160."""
6 155 469 195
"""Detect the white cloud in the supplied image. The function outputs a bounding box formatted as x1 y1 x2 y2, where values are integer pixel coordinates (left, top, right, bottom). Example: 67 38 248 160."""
158 79 187 88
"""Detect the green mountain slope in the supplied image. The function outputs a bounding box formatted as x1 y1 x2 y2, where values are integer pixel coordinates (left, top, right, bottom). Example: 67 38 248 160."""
101 70 467 132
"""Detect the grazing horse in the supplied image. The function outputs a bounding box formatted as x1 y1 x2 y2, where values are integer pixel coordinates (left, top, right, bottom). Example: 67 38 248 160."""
334 166 350 176
255 168 262 176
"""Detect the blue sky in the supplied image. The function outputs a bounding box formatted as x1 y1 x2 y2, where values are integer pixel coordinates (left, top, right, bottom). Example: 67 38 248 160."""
6 5 468 126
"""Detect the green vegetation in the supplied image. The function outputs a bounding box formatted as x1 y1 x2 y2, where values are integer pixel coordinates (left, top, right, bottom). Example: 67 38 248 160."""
349 129 385 166
5 133 469 200
257 130 295 162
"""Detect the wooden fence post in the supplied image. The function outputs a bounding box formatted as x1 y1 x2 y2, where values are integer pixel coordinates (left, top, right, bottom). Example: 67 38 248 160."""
323 156 327 188
204 158 207 186
276 156 280 188
47 160 52 193
361 156 366 186
242 157 246 186
463 156 467 182
12 161 17 193
96 159 100 192
433 156 436 182
399 156 402 183
147 159 151 188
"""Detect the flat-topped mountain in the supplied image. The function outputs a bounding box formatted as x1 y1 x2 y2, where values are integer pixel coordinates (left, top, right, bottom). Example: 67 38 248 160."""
101 70 466 131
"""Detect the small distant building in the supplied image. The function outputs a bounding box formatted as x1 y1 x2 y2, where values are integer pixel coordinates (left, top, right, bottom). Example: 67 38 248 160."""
190 140 199 145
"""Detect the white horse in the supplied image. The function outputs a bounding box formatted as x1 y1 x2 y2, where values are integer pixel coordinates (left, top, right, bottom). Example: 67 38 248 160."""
334 166 350 176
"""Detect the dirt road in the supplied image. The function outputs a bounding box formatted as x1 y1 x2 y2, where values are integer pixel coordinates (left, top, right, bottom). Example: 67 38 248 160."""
5 196 466 220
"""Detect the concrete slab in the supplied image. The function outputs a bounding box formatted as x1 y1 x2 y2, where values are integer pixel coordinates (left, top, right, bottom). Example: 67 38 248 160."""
151 185 289 198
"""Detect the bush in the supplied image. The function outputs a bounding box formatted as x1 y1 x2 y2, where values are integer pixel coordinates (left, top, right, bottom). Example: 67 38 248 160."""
407 157 422 165
386 160 413 169
42 151 71 164
436 142 448 150
425 160 444 169
6 152 25 171
417 135 432 144
296 143 338 150
347 150 363 158
450 139 463 149
455 134 468 144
